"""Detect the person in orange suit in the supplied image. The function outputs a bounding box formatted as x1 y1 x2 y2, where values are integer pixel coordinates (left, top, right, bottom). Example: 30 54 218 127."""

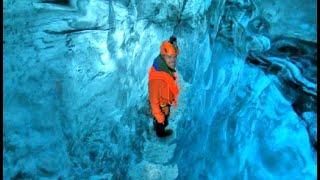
148 36 180 137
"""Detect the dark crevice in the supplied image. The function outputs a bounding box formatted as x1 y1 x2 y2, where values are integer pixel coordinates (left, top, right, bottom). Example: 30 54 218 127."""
43 27 112 35
277 45 306 56
173 0 188 34
13 171 33 180
38 167 57 177
41 0 70 6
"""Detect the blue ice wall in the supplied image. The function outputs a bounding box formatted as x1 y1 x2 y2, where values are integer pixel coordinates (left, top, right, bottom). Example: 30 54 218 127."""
3 0 317 179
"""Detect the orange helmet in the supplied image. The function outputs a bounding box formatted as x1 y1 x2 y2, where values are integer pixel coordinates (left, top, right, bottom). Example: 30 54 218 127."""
160 41 179 57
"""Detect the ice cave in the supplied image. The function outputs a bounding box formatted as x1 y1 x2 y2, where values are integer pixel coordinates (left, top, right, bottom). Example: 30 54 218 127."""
3 0 317 179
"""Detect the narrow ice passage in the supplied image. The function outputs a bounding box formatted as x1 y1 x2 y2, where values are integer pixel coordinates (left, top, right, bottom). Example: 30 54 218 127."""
3 0 317 179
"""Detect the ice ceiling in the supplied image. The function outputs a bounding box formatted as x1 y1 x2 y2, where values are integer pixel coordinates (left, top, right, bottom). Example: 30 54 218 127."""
3 0 317 179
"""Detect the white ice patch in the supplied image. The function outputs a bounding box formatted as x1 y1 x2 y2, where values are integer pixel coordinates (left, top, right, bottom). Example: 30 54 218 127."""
96 41 117 73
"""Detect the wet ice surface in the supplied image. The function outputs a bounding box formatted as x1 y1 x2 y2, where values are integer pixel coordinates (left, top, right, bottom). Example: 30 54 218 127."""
3 0 317 179
172 43 316 179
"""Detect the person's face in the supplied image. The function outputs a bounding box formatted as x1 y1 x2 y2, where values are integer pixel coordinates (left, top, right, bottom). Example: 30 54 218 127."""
163 55 177 69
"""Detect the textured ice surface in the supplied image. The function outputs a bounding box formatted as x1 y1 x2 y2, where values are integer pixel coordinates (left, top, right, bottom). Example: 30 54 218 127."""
3 0 317 179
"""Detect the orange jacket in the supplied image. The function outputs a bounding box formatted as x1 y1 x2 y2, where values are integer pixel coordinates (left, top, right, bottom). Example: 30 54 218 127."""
148 66 179 123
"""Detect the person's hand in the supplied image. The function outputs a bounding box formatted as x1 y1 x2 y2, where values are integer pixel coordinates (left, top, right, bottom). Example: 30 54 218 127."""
158 118 165 125
161 106 170 116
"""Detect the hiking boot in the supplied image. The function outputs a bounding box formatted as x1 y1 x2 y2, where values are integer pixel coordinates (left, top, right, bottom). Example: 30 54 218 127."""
157 129 173 137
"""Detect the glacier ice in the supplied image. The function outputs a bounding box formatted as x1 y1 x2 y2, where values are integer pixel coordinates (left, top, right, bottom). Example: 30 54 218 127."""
3 0 317 179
